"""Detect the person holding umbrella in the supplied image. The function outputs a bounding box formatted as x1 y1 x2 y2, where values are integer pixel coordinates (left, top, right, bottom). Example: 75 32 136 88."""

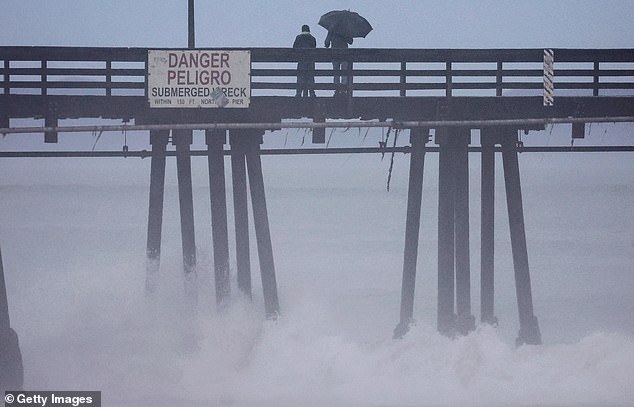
319 10 373 96
293 24 317 97
324 31 353 95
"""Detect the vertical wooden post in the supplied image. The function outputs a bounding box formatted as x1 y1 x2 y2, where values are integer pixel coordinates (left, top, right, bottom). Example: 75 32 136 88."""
188 0 195 49
436 128 456 336
174 129 197 304
145 130 169 294
593 61 600 97
245 131 280 318
0 113 8 134
501 134 542 345
2 59 9 95
105 60 112 97
0 245 24 391
445 62 453 98
454 128 475 335
400 61 407 97
480 129 498 325
229 131 252 298
206 129 230 307
496 61 503 97
0 59 7 125
44 110 57 144
0 246 10 334
312 102 326 144
41 60 47 96
394 128 428 339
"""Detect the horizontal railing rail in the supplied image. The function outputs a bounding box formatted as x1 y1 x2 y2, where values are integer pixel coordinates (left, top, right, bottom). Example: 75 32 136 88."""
1 47 633 98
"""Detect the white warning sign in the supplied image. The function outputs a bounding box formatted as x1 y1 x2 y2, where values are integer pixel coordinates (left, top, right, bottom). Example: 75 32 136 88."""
147 50 250 108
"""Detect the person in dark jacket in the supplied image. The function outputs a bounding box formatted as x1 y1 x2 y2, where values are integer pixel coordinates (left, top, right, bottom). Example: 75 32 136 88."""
293 25 317 97
324 31 353 95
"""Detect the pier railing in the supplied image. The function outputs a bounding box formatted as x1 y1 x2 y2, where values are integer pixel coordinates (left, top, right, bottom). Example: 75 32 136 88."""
1 47 633 98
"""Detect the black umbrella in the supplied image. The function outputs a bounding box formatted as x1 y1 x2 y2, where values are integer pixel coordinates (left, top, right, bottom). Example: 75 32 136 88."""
318 10 373 39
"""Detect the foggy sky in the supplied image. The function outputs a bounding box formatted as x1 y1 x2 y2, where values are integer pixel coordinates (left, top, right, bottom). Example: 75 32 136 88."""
2 0 634 49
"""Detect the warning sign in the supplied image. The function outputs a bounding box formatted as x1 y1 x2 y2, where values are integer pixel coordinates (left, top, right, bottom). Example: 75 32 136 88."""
147 50 250 108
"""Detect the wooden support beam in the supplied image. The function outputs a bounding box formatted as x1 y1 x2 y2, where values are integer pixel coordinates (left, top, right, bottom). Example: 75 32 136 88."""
572 122 585 139
0 113 8 131
145 130 169 294
501 134 542 345
480 129 498 325
206 129 231 307
44 111 57 144
394 128 428 339
0 245 24 391
454 128 475 335
436 128 457 336
229 131 252 298
3 115 634 137
312 100 326 144
0 246 10 333
245 130 280 318
174 129 197 304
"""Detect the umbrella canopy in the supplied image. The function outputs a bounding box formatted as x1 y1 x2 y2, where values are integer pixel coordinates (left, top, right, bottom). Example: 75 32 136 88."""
318 10 373 39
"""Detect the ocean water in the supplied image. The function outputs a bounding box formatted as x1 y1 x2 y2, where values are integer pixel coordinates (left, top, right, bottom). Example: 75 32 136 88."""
0 127 633 406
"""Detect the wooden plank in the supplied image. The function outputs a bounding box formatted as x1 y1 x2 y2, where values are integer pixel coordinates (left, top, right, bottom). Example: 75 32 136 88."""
1 46 632 65
347 82 447 91
250 68 300 76
0 46 147 61
6 81 144 90
501 82 545 89
252 48 548 63
553 48 634 62
591 82 634 89
6 67 145 76
502 69 543 76
451 82 498 89
596 69 634 76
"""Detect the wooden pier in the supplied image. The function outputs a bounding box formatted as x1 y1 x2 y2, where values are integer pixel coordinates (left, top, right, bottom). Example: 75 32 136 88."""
2 46 634 348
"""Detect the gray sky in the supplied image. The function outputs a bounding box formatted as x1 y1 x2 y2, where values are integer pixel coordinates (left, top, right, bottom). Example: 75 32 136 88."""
2 1 634 48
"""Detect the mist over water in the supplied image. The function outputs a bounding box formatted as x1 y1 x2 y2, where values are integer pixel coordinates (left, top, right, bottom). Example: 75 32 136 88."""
1 127 633 406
